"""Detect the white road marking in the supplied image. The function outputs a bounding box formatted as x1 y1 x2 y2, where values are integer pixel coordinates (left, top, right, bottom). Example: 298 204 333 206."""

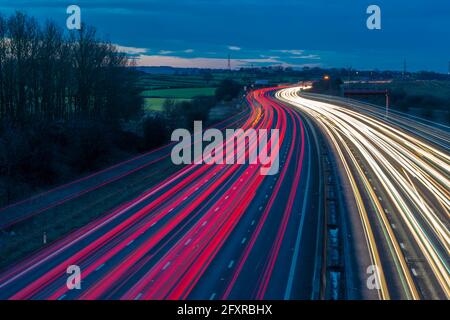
95 263 105 271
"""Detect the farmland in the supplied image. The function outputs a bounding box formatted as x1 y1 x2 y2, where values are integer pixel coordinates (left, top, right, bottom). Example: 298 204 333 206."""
139 70 304 113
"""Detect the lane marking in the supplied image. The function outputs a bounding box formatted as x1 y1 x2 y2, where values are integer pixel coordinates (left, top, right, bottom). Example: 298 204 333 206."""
285 121 312 300
95 263 105 271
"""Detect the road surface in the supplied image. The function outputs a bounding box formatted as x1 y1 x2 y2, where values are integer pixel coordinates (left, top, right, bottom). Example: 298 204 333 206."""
0 88 322 300
1 86 447 300
277 87 449 300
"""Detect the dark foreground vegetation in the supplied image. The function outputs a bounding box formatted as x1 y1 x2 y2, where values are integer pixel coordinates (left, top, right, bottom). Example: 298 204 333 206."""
143 79 242 149
0 12 244 207
0 12 142 206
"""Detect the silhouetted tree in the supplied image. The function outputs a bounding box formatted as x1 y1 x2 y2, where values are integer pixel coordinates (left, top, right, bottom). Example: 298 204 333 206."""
0 12 142 123
215 79 241 101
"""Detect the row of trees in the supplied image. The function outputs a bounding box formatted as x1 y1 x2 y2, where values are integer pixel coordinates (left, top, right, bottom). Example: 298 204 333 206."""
0 12 144 206
0 12 142 123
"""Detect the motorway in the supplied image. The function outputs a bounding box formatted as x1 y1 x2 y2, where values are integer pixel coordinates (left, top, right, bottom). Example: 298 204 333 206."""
0 88 322 300
0 86 448 300
0 109 249 230
277 87 450 300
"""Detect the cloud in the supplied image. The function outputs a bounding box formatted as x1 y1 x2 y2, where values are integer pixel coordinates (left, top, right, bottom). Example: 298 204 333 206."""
260 54 281 59
113 44 147 55
273 49 304 55
135 54 321 69
158 50 175 54
228 46 241 51
289 54 321 60
137 55 235 69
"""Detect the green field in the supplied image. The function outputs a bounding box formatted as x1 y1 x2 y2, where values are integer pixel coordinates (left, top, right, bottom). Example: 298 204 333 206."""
144 98 192 112
138 71 302 91
138 75 215 90
142 87 217 99
142 86 217 113
138 71 303 114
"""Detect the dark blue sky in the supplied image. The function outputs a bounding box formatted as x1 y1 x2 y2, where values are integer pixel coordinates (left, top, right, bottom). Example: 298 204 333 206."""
1 0 449 72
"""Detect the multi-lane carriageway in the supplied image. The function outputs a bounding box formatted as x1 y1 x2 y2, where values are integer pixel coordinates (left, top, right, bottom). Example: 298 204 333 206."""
278 87 449 300
0 88 325 300
0 86 448 300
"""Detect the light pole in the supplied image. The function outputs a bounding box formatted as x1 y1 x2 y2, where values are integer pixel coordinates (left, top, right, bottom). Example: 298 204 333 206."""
385 89 390 118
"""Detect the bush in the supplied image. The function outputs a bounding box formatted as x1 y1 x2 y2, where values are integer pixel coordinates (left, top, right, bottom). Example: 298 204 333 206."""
215 79 242 101
65 122 114 173
143 116 168 149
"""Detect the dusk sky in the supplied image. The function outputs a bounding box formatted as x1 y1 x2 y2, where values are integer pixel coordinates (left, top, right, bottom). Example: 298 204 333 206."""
1 0 449 72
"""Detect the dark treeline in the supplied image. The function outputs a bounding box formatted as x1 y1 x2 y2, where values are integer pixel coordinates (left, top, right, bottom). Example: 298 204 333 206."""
310 78 343 95
0 12 143 206
0 12 141 123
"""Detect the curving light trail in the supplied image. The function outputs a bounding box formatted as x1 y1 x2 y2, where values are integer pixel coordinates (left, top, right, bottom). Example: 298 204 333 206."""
0 88 312 300
277 87 450 300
